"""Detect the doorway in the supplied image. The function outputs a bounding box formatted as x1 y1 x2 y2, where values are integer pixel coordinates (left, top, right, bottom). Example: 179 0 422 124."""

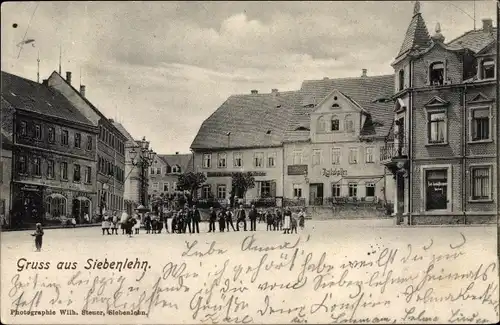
309 183 324 205
396 173 405 214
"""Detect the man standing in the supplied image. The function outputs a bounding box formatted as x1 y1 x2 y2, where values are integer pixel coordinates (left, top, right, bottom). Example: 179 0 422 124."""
236 204 247 231
192 204 200 234
249 205 258 231
184 204 192 233
208 207 217 233
225 208 236 231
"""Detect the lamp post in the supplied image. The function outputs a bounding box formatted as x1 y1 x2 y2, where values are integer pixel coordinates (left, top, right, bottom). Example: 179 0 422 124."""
129 136 156 207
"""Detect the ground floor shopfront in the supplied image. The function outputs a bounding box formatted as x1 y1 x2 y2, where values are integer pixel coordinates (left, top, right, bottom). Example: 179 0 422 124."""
10 182 97 228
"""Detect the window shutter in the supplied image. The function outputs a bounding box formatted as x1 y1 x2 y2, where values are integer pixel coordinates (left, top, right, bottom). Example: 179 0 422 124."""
271 181 277 197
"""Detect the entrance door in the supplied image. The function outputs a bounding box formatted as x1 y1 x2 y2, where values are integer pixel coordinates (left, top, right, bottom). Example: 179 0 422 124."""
396 174 405 214
309 183 324 205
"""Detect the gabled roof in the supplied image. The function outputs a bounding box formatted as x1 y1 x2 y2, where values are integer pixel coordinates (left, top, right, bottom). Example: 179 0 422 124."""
157 153 193 172
312 88 368 114
447 27 497 53
190 91 300 150
111 121 135 142
1 71 94 126
397 12 432 59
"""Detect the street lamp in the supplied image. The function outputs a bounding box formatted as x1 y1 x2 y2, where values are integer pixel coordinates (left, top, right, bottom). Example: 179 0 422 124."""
130 136 156 207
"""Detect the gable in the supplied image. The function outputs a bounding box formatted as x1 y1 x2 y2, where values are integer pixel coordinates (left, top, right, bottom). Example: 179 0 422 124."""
424 96 450 108
312 89 366 115
467 92 494 104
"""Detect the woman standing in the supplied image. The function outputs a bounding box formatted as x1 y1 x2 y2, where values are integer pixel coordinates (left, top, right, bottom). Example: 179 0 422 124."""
101 214 110 235
283 208 292 234
298 208 306 230
111 213 118 235
133 213 141 234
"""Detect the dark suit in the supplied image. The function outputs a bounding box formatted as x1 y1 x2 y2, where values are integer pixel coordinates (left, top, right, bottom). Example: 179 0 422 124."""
249 208 258 231
236 208 247 231
209 210 217 232
192 209 200 233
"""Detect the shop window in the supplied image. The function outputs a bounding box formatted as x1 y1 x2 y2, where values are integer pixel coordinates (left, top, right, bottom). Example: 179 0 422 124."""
398 69 405 91
233 152 243 167
332 184 341 197
202 153 211 168
60 162 68 180
471 166 491 200
331 148 341 165
45 196 67 218
348 183 358 198
34 124 42 140
293 184 302 198
254 152 264 167
217 185 226 199
258 181 273 198
75 133 81 148
217 153 227 168
331 117 340 131
48 127 55 143
47 160 54 179
428 112 447 144
61 130 69 146
366 182 375 197
429 62 445 86
17 155 27 174
32 157 41 176
480 58 495 80
73 164 81 182
425 169 448 211
471 108 490 141
317 116 327 132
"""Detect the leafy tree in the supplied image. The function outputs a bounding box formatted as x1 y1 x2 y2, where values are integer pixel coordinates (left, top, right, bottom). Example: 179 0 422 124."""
177 172 207 199
231 172 255 199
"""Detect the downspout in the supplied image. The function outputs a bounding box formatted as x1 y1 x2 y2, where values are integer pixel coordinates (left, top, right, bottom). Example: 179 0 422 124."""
462 83 468 224
282 142 285 208
408 61 413 225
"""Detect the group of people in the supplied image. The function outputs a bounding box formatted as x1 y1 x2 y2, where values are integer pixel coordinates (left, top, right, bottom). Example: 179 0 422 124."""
101 212 139 236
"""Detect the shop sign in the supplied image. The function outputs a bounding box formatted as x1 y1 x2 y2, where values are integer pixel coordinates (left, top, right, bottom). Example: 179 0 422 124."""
20 184 42 192
207 171 266 177
322 168 347 177
287 165 308 175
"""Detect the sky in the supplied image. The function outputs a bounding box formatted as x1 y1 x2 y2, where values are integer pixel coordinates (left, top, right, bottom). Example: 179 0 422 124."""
1 1 496 154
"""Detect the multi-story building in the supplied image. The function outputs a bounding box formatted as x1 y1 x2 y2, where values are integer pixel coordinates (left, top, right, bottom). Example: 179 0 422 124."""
191 90 298 205
382 2 497 224
148 152 193 198
1 71 99 227
1 129 13 226
283 72 395 206
47 71 127 217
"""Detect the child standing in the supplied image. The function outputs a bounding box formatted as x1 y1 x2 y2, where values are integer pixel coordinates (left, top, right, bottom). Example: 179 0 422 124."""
134 214 141 235
31 223 44 252
298 208 305 230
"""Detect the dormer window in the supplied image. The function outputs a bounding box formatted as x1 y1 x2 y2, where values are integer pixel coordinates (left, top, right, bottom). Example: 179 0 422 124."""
331 117 340 131
480 58 495 80
398 69 405 91
430 62 445 86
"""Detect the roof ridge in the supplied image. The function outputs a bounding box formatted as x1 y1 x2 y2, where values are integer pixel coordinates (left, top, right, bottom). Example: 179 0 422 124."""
447 27 498 45
302 74 394 84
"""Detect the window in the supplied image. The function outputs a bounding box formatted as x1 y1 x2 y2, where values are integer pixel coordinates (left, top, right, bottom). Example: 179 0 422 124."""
331 148 341 165
34 124 42 140
317 116 327 132
48 127 55 143
172 166 180 173
19 121 27 136
60 162 68 180
348 183 358 198
61 130 69 145
254 152 264 167
152 182 159 190
86 135 93 150
73 164 81 182
428 112 446 144
365 147 374 163
430 61 444 86
348 148 358 164
259 181 273 198
32 157 41 176
312 149 321 166
17 155 27 174
480 58 495 80
366 182 375 197
471 167 491 200
268 152 276 168
47 160 54 178
332 184 341 197
217 153 227 168
202 154 211 168
425 169 448 210
163 183 169 192
173 182 177 191
84 166 92 183
217 185 227 199
46 196 67 218
74 133 81 148
150 167 155 174
398 69 405 91
233 152 243 167
345 115 354 132
471 108 490 141
331 118 340 131
202 185 212 199
156 168 161 174
293 151 302 165
293 184 302 198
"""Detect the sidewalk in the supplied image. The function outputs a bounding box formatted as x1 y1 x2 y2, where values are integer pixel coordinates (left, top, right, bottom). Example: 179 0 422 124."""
1 223 101 232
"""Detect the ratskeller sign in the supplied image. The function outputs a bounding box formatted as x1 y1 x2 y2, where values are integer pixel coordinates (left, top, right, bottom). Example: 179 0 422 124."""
322 168 348 177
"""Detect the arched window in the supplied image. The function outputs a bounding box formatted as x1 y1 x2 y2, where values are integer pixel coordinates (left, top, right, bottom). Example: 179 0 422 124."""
429 61 444 86
317 116 327 132
45 194 67 219
398 69 405 91
345 115 354 132
331 115 340 131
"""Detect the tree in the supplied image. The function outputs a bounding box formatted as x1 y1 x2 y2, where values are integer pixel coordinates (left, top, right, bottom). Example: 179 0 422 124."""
231 172 255 200
177 172 207 199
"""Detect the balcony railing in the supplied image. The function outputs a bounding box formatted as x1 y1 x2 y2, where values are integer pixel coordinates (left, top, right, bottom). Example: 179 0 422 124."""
380 142 408 163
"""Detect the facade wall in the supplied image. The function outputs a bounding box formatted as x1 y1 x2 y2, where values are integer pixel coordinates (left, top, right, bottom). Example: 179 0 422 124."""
147 156 181 197
193 147 284 200
1 148 12 225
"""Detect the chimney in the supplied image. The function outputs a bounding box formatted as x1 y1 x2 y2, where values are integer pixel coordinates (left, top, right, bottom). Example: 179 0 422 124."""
66 71 72 84
251 90 258 94
175 152 179 155
482 19 493 33
42 79 48 86
80 85 86 97
361 69 367 77
323 77 329 80
109 119 114 123
271 88 278 93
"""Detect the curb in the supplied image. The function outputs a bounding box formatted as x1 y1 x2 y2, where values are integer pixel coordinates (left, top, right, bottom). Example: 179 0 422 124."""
1 223 101 232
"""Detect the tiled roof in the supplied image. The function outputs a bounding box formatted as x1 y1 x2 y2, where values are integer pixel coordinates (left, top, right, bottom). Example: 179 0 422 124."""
158 153 193 172
287 74 395 141
112 121 135 142
1 71 93 125
447 27 497 53
190 91 299 150
397 12 432 58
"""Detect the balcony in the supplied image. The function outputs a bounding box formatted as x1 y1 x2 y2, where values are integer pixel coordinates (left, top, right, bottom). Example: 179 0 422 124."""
380 141 408 165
